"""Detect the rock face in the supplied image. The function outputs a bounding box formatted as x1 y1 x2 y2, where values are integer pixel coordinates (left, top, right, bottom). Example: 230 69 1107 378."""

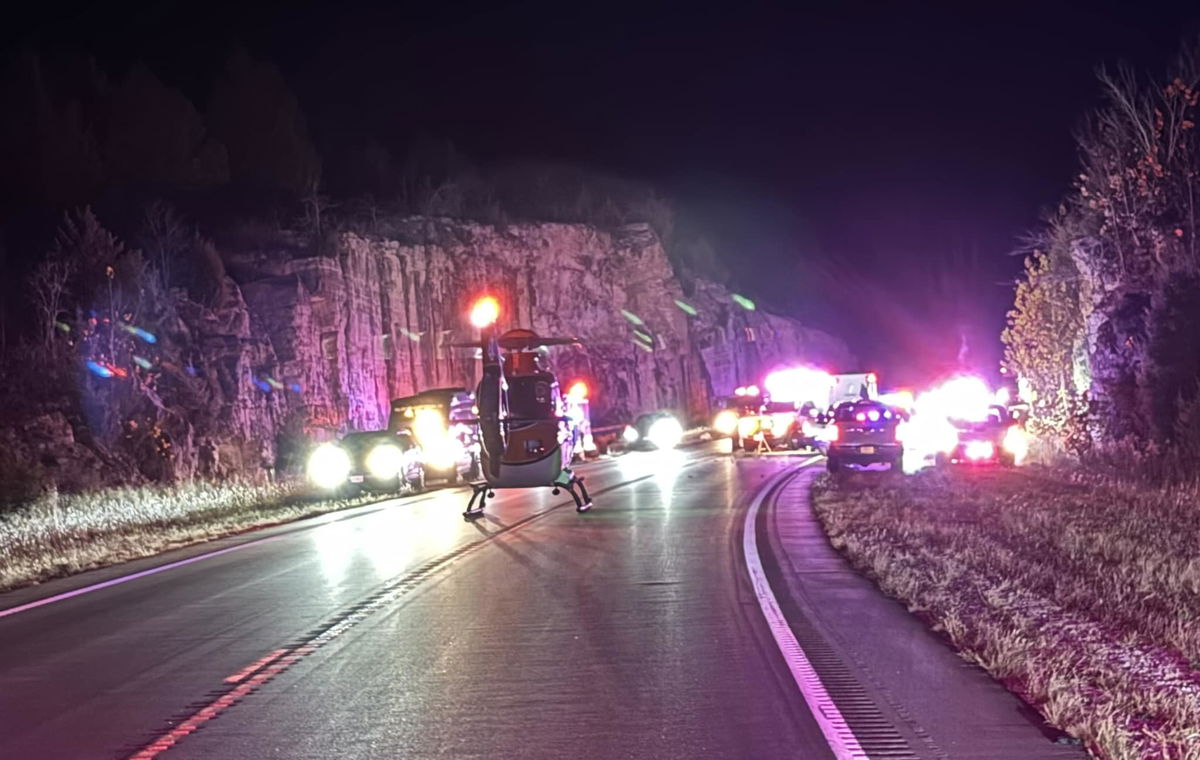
1069 236 1154 441
4 218 852 489
232 220 853 446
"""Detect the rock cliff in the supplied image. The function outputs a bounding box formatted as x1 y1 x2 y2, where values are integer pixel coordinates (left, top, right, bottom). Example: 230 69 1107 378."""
233 220 853 439
4 218 852 489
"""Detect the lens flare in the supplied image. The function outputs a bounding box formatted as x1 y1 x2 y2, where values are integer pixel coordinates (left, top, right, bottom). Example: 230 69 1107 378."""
673 299 698 316
86 361 114 378
731 293 756 310
769 412 795 432
470 296 500 328
424 437 464 470
713 409 739 436
737 415 760 438
964 440 995 461
647 416 684 449
763 367 835 405
1002 425 1031 464
307 444 351 490
413 408 447 447
365 444 405 479
878 389 915 412
566 381 589 402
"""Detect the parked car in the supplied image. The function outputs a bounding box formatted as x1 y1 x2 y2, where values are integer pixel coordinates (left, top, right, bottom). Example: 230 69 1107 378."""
307 429 425 494
623 411 685 450
390 387 481 484
826 400 905 473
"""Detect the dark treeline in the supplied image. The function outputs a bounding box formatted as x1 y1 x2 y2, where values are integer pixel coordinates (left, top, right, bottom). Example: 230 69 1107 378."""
0 47 727 311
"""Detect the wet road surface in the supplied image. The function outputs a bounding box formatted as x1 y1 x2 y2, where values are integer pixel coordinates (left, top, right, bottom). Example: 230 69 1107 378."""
0 447 1086 759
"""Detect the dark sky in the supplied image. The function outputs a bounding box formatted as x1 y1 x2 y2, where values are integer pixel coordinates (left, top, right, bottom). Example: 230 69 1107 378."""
10 0 1200 386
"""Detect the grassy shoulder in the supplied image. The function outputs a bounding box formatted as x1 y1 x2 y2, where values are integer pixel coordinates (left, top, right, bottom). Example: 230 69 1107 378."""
0 481 393 594
811 466 1200 760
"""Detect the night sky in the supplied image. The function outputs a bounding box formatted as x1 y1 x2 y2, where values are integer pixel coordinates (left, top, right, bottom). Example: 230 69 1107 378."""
9 0 1200 386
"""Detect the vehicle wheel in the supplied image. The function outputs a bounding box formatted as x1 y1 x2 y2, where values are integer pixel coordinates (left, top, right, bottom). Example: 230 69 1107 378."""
730 435 741 453
998 452 1016 467
446 468 460 486
826 456 842 474
890 454 904 472
935 452 949 468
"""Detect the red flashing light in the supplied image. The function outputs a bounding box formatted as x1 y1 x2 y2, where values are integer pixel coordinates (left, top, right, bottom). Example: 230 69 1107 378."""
567 380 589 402
470 296 500 328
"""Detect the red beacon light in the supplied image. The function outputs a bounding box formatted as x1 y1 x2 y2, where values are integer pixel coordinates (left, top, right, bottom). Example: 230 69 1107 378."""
567 380 589 403
470 296 501 328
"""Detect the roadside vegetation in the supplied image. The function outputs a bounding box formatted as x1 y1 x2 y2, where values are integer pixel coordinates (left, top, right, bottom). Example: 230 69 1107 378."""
813 467 1200 760
1004 44 1200 470
0 480 386 594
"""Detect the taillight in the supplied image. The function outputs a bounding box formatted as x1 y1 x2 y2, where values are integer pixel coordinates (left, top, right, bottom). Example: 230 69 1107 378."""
829 424 839 442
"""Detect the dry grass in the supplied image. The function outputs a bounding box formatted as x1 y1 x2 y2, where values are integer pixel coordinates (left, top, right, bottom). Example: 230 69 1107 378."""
0 481 385 593
812 467 1200 760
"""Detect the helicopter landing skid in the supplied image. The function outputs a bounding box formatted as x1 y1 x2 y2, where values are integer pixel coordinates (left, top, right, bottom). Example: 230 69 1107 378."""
463 483 493 520
565 475 592 512
462 475 592 519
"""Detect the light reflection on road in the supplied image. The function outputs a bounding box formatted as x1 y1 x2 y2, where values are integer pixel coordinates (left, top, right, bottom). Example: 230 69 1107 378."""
309 445 719 589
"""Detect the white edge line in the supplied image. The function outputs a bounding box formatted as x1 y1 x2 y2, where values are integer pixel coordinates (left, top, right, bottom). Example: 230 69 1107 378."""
0 534 280 620
0 491 436 621
0 449 703 621
742 458 871 760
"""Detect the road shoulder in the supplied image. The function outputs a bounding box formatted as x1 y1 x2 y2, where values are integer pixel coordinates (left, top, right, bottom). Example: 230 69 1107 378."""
760 465 1085 760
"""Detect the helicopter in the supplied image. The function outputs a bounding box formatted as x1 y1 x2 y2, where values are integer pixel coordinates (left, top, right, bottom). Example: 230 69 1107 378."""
455 295 593 519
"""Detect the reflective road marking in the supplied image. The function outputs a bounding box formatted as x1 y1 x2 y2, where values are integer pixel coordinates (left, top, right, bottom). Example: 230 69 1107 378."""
742 457 871 760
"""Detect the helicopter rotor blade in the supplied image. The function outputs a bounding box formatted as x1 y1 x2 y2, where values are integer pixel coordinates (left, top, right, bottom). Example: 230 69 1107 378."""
496 335 583 349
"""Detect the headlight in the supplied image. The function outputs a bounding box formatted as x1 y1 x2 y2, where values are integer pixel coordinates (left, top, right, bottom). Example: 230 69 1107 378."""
307 444 351 490
1001 425 1030 464
425 437 464 470
623 425 640 443
964 440 995 461
413 407 447 447
713 410 739 436
737 416 760 438
365 443 405 480
647 416 684 449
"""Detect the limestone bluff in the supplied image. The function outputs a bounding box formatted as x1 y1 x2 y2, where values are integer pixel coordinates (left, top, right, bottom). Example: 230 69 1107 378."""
11 217 852 487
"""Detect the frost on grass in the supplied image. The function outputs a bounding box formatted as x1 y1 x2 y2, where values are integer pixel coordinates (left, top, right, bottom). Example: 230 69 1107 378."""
0 481 382 593
812 468 1200 760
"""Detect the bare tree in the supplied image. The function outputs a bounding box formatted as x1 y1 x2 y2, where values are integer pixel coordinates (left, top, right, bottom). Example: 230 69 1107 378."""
139 200 189 288
27 256 74 353
301 173 337 245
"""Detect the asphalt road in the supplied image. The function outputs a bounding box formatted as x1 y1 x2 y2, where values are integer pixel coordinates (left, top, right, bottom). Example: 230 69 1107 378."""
0 446 1086 759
